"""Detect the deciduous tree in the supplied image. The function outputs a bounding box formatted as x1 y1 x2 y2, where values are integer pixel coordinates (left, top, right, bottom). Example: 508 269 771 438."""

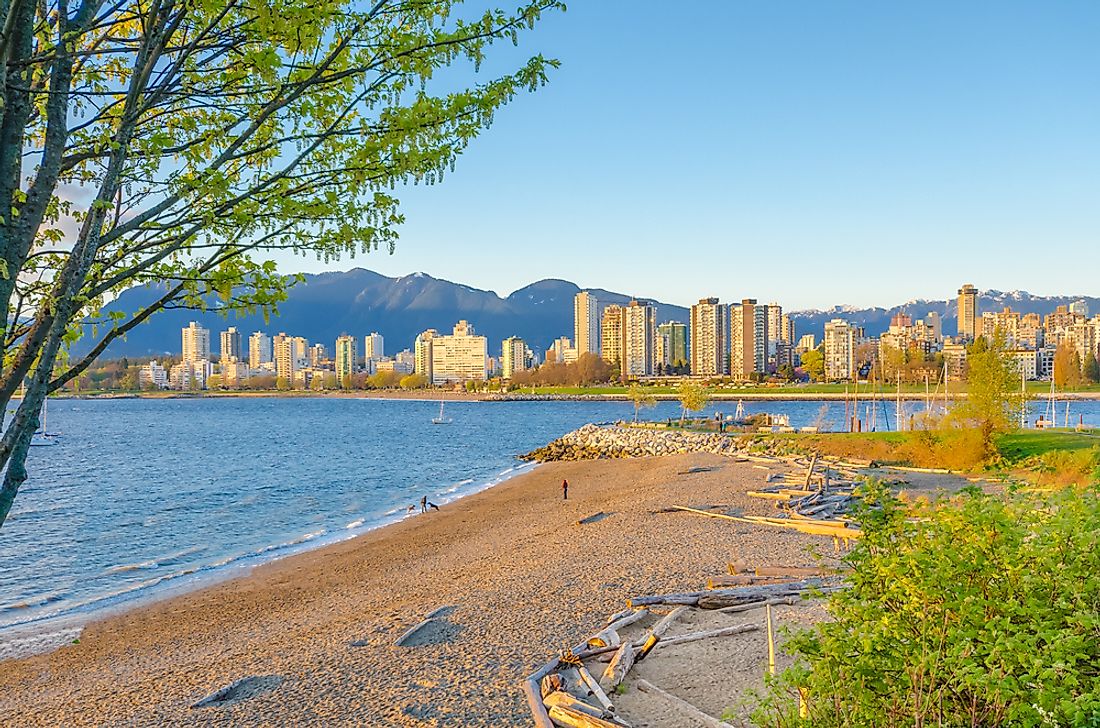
0 0 562 528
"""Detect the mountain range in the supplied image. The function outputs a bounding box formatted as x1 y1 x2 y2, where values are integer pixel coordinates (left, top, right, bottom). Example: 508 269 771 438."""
87 269 1097 358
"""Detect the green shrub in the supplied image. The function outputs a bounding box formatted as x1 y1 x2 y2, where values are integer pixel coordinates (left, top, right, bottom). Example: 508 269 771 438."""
755 481 1100 727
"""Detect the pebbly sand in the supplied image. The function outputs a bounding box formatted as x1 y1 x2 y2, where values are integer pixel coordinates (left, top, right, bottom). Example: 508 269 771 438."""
0 453 848 726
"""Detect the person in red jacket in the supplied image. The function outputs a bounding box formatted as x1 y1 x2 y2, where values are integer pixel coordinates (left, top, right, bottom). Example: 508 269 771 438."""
562 479 569 500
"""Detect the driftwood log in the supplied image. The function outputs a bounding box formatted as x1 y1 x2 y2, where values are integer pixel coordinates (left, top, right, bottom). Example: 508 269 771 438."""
657 622 758 648
576 664 616 715
629 580 822 609
547 704 621 728
634 679 735 728
587 609 648 648
543 691 607 719
636 604 690 659
601 642 638 690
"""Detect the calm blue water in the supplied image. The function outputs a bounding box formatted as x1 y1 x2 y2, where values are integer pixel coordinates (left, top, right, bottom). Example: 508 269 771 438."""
2 396 1097 632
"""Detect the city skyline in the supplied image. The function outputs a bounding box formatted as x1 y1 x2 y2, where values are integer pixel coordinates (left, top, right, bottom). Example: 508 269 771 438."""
257 2 1100 309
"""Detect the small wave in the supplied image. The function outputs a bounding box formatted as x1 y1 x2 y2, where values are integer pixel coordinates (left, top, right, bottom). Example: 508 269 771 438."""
0 591 66 612
104 560 159 574
346 519 365 529
456 478 474 486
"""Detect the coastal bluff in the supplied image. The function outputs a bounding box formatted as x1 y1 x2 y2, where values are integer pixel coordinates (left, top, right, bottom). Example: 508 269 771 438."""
522 423 744 462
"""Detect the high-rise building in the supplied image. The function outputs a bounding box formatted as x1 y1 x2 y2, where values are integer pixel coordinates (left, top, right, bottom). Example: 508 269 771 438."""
731 299 768 378
1070 299 1090 318
824 319 856 381
546 336 577 364
335 335 357 384
273 333 297 383
364 332 384 361
430 320 488 384
574 291 599 356
219 327 241 362
293 336 309 365
502 336 527 379
309 343 326 368
689 298 728 376
600 304 624 368
657 321 688 368
248 331 272 369
414 329 438 382
621 300 657 378
797 334 816 351
925 312 942 341
181 322 210 364
957 284 979 340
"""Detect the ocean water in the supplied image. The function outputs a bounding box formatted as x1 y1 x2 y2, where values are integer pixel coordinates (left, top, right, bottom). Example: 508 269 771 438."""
2 396 1097 632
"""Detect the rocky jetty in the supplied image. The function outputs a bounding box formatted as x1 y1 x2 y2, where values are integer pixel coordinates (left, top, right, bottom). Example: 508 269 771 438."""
522 424 744 462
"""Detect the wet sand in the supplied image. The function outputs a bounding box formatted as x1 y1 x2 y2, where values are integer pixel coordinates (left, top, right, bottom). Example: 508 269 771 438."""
0 454 834 727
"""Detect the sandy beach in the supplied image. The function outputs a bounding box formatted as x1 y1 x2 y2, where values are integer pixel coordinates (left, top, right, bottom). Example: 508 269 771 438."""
0 454 849 726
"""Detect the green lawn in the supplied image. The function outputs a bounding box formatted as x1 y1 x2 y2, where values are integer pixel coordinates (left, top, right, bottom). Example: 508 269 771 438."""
994 430 1100 463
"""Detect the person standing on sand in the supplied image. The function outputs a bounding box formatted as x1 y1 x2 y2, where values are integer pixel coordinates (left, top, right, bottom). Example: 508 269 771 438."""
562 479 569 500
420 495 427 514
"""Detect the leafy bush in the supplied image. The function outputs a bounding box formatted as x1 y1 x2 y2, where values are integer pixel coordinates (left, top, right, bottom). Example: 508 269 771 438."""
756 481 1100 727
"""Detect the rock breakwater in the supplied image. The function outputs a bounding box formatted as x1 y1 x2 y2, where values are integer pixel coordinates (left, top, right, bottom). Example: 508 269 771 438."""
521 424 744 462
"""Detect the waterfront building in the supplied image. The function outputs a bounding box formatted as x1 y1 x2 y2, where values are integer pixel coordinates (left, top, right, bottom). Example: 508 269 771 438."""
502 336 527 379
797 334 816 351
689 298 728 376
248 331 272 369
957 284 979 340
823 318 856 381
621 300 657 378
169 360 208 390
656 321 688 369
731 299 768 378
335 334 357 385
364 332 384 361
546 336 578 365
273 333 298 384
414 329 438 382
430 320 488 385
574 291 599 356
395 349 416 371
138 360 168 389
219 327 241 362
376 358 414 375
182 322 211 365
600 304 624 368
1009 349 1039 381
309 343 326 368
221 358 250 386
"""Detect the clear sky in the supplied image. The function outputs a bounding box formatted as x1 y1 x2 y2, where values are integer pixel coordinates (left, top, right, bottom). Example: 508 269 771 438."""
273 1 1100 310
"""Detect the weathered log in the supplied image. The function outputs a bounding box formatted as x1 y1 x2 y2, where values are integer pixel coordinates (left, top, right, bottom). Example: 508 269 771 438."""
524 677 555 728
543 691 606 719
754 565 839 578
541 672 563 698
601 642 638 689
587 609 648 648
636 604 690 659
547 704 622 728
656 622 758 648
631 580 822 609
707 574 792 588
804 452 818 488
576 664 615 715
714 596 800 614
634 679 735 728
605 608 633 626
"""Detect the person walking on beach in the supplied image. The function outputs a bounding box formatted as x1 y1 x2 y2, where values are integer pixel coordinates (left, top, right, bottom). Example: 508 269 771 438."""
420 495 428 514
562 479 569 500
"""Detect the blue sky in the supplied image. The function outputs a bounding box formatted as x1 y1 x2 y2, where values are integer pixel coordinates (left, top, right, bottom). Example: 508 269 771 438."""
274 1 1100 310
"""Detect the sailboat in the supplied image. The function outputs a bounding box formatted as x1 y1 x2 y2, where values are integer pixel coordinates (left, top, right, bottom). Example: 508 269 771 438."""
431 400 452 425
31 399 59 447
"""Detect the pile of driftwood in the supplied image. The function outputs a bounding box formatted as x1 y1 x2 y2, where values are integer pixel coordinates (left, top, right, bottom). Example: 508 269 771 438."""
522 577 833 728
669 453 867 548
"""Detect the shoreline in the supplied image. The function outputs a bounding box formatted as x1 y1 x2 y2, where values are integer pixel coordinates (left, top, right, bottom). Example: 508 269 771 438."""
0 452 843 725
0 460 540 648
49 390 1100 402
